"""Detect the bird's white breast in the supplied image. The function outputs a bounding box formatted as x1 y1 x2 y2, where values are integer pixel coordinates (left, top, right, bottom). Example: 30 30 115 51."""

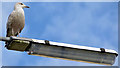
11 8 25 33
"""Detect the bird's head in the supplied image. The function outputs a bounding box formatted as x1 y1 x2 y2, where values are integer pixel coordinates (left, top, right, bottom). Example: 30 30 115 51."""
14 2 30 9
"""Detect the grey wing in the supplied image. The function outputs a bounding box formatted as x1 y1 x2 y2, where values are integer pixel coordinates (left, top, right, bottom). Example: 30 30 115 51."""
6 11 16 37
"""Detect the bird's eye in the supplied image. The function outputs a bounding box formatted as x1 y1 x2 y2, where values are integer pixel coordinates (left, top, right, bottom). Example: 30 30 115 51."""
20 3 23 5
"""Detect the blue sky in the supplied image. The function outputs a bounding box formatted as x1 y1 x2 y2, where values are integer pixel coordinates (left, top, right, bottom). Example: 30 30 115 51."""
1 2 118 66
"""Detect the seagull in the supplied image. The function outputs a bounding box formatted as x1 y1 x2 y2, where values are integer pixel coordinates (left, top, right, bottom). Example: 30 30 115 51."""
6 2 29 37
6 2 29 45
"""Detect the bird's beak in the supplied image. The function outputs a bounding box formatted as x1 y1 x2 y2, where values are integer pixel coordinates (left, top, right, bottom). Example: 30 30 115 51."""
23 4 30 8
24 6 30 8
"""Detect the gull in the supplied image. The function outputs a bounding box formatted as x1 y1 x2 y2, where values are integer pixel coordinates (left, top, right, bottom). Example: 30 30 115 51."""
6 2 29 45
6 2 29 37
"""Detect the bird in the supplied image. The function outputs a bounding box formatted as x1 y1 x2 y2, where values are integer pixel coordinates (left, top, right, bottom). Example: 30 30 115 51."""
6 2 30 46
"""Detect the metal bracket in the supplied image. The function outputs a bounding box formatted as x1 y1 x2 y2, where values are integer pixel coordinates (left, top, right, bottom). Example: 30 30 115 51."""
44 40 50 45
100 48 105 53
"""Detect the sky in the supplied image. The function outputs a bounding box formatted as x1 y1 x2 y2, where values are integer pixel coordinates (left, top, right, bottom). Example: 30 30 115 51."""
0 1 118 66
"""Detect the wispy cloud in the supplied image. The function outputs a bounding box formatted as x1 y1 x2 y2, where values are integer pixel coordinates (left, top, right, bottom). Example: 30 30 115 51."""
41 2 118 48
